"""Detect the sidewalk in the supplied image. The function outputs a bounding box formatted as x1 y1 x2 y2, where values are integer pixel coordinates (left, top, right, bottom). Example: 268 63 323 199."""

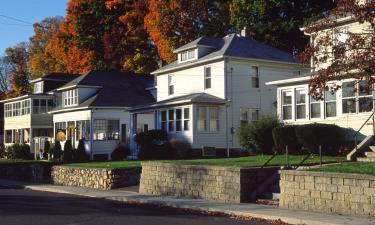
1 179 374 225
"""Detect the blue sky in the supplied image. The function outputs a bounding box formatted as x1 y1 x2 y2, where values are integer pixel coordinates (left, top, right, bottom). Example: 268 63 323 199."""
0 0 68 54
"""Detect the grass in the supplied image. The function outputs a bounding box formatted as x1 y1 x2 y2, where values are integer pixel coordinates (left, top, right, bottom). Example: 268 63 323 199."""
307 162 375 175
64 160 141 169
0 159 52 165
158 155 346 168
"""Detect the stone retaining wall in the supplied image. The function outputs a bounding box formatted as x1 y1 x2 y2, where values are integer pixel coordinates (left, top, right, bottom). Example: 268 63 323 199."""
0 163 52 182
52 166 141 190
280 170 375 217
139 162 278 203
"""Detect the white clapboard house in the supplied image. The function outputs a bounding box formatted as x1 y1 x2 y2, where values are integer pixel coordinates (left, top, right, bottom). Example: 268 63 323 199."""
130 30 305 154
49 70 155 160
266 15 374 161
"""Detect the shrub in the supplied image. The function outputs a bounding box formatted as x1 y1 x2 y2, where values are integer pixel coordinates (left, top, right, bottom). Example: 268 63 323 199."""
5 144 32 160
136 129 170 160
63 140 73 163
272 125 302 154
169 138 190 159
111 143 129 161
74 139 88 162
236 115 281 154
295 123 342 155
43 141 51 159
53 141 62 161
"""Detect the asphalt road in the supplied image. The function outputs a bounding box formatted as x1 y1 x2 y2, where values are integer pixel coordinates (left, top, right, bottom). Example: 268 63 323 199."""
0 188 284 225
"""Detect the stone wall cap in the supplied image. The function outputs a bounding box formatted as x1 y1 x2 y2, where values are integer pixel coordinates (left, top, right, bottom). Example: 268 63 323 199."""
279 169 375 180
52 165 140 171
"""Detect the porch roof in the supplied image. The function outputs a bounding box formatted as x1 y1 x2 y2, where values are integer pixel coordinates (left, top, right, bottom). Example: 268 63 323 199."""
130 93 227 113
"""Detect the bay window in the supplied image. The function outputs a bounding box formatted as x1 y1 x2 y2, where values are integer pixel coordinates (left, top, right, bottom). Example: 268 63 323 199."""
183 108 190 131
209 107 219 132
197 107 207 132
176 109 182 131
310 96 321 119
197 106 219 132
342 81 373 114
168 109 175 132
282 90 292 120
296 89 307 119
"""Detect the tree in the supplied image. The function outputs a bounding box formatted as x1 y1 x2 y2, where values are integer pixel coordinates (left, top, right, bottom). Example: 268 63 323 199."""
298 0 375 96
53 141 63 161
0 57 11 99
144 0 231 63
4 43 31 97
29 17 66 79
63 140 73 163
230 0 336 53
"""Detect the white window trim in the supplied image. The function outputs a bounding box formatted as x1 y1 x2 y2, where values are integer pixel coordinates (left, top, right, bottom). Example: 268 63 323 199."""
196 106 220 133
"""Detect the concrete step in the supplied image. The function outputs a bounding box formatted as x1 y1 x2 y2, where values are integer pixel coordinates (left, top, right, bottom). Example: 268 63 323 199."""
357 157 375 162
260 192 280 201
256 198 279 206
365 151 375 157
369 146 375 152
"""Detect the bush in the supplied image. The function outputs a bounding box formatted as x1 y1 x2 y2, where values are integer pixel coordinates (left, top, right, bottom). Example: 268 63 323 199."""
111 143 129 161
43 141 51 159
236 115 281 154
74 139 88 162
53 141 62 161
136 129 172 160
295 123 341 156
272 125 302 154
5 144 32 160
169 138 190 159
63 140 73 163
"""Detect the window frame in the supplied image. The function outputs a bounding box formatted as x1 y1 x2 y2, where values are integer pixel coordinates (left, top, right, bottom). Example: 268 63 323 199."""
168 75 174 96
281 90 293 121
295 88 307 120
204 67 212 89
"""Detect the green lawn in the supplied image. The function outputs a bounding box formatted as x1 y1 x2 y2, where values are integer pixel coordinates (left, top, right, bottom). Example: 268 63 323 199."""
64 155 345 169
307 162 375 175
64 160 141 169
0 159 52 165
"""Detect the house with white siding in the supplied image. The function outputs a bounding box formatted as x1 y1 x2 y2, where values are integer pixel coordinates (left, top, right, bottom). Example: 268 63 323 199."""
130 31 305 154
49 70 155 160
266 15 374 161
1 73 79 157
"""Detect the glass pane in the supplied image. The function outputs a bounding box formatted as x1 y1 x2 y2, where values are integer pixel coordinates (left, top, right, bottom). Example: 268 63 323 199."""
168 110 174 121
326 102 337 117
176 121 182 131
282 91 292 105
325 90 336 101
342 99 356 114
283 106 292 120
184 108 189 119
342 82 356 98
296 89 306 104
359 81 372 96
198 107 206 132
311 103 321 118
161 111 167 121
184 120 189 131
296 105 306 119
176 109 182 120
359 97 373 112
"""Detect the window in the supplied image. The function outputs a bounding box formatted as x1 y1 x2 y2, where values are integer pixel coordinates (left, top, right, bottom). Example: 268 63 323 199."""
240 108 259 125
333 27 347 59
5 130 12 143
188 49 195 59
160 111 167 131
47 99 53 112
296 89 307 119
251 66 259 88
310 96 321 119
63 89 78 107
55 122 67 139
180 50 195 62
168 109 175 132
107 120 120 140
282 90 292 120
358 81 373 113
40 99 47 114
76 120 90 141
209 107 219 132
183 108 190 131
197 107 207 132
325 89 337 117
204 67 211 89
342 81 356 114
93 120 106 141
33 99 40 114
34 82 43 94
176 109 182 131
181 52 187 61
168 75 174 95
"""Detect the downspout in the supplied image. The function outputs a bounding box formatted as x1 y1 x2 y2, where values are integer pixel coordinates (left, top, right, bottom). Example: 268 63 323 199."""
224 58 229 157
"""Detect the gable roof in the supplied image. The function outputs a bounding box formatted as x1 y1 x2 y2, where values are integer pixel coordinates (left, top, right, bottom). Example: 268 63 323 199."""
50 71 155 113
153 33 297 74
173 37 224 53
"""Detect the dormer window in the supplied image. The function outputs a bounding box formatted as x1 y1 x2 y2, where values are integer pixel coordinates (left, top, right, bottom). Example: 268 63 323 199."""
180 49 196 62
63 89 78 107
34 82 43 94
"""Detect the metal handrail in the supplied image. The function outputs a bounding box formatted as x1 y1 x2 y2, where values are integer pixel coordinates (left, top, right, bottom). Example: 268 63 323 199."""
293 152 312 170
354 110 375 151
261 153 277 169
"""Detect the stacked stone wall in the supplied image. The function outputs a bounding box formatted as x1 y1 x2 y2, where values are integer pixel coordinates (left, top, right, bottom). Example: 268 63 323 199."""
280 170 375 217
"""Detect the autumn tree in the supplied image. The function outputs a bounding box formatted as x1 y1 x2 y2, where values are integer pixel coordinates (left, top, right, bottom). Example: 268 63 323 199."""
144 0 232 63
0 57 11 99
29 17 66 79
298 0 375 96
230 0 336 53
4 43 31 97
